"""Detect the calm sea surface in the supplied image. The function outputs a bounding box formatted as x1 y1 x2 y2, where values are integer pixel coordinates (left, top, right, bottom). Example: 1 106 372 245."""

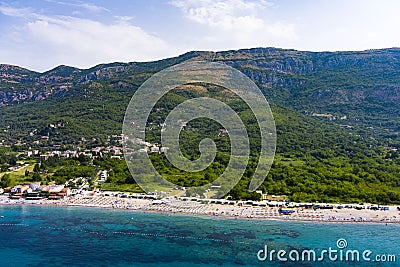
0 205 399 267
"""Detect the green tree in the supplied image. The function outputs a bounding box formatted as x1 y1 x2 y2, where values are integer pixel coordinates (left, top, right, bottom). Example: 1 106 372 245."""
31 173 42 182
33 163 41 173
0 174 11 188
9 157 16 166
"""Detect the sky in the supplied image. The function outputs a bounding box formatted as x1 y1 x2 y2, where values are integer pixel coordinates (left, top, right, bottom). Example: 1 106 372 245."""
0 0 399 72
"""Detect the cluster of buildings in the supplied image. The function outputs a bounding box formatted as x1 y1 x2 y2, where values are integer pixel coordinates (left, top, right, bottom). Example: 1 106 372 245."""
9 182 71 200
125 137 169 154
23 145 124 162
22 135 172 162
141 145 169 153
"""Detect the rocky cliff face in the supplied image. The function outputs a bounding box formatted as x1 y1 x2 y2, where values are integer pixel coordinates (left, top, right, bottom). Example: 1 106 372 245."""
207 48 400 106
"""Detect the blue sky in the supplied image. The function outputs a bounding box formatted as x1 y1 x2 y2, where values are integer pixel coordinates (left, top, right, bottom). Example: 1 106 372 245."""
0 0 399 72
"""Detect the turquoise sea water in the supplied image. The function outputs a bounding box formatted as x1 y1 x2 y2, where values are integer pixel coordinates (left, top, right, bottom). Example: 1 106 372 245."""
0 205 399 267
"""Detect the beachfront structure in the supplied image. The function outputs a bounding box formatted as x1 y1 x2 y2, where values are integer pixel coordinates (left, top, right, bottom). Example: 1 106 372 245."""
29 182 41 191
256 190 269 201
11 185 30 194
25 192 43 200
48 185 65 193
48 187 70 200
59 188 70 197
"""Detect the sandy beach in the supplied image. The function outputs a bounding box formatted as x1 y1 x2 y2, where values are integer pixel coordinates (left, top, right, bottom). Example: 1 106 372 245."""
1 194 399 224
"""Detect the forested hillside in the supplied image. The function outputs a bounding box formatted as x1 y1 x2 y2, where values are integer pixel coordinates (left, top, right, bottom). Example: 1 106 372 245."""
0 47 399 203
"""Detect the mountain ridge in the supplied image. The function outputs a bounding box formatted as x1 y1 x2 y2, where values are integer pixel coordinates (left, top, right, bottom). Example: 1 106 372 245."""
2 46 400 77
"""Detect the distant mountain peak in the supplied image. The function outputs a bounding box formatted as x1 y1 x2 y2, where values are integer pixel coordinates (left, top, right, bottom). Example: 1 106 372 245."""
44 65 82 77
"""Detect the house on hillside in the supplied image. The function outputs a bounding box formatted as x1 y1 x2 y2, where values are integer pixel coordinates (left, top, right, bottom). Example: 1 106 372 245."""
150 146 159 153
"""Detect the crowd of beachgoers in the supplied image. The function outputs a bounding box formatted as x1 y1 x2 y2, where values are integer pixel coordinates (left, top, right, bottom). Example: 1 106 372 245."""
1 193 399 224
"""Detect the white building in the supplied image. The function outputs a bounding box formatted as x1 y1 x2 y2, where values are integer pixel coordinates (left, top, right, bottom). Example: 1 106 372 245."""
160 147 169 153
98 170 108 184
150 146 160 153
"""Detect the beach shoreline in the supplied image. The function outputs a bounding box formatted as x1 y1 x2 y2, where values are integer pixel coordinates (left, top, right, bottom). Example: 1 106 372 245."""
1 195 399 224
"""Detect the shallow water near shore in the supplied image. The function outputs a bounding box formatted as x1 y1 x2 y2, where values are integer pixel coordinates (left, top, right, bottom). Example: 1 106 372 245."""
0 205 399 266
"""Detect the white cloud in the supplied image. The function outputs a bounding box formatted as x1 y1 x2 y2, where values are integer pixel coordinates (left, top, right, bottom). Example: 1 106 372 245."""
290 0 400 52
114 16 134 22
0 4 33 17
170 0 296 49
171 0 270 29
45 0 110 13
0 5 176 71
75 2 109 13
26 16 168 58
